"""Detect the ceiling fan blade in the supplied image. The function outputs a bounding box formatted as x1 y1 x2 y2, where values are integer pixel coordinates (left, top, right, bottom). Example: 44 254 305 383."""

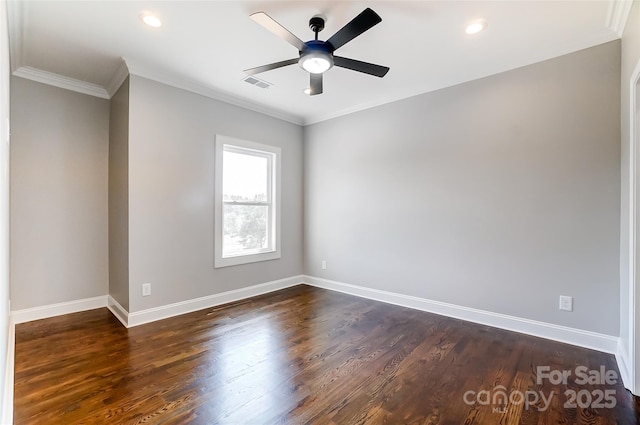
334 56 389 77
244 58 298 76
250 12 305 51
326 8 382 51
310 73 323 96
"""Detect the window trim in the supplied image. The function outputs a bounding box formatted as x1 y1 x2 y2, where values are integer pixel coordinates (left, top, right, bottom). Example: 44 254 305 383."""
214 135 281 268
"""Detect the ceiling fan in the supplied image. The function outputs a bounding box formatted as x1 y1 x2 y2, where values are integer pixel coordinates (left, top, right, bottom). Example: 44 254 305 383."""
244 8 390 96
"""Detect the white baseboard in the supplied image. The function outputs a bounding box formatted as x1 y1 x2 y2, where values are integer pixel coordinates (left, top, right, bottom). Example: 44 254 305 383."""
2 276 632 418
11 295 108 324
121 275 304 328
8 275 620 357
616 339 634 393
303 275 619 354
107 296 129 328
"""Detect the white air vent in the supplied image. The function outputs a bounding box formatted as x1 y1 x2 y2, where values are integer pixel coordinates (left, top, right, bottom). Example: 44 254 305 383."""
242 76 272 89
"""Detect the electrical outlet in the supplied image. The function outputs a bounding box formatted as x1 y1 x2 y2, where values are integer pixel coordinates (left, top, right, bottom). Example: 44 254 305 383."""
142 283 151 297
559 295 573 312
321 260 327 270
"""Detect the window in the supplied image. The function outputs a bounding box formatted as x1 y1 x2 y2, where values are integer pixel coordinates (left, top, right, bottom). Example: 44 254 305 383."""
214 135 281 268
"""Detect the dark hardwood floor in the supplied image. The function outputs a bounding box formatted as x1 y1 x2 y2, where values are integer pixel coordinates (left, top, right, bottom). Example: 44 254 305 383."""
13 285 640 424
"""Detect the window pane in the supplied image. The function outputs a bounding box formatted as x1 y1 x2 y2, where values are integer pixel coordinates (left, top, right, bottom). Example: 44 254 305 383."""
223 204 269 257
215 136 280 268
223 150 268 202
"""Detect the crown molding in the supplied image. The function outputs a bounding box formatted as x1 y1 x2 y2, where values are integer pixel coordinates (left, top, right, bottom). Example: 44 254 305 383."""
304 29 620 126
11 59 305 125
7 1 623 127
105 59 130 97
606 0 633 36
13 66 110 99
124 59 304 126
4 0 302 126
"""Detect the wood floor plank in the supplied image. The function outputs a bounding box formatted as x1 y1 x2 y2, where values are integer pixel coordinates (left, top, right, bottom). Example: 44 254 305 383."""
13 285 640 424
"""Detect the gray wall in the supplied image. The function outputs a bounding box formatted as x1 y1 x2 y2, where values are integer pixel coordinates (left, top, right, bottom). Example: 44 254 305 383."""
109 78 130 310
6 34 622 342
126 75 304 312
304 41 621 336
619 1 640 389
10 77 109 310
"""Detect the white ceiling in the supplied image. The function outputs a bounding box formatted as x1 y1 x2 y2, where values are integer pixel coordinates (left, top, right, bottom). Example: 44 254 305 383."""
7 1 628 125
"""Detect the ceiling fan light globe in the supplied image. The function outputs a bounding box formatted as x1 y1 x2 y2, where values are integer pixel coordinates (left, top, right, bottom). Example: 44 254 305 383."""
303 58 331 74
299 52 333 74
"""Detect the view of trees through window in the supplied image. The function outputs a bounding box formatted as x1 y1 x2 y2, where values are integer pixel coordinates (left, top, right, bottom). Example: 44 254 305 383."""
223 201 268 253
222 148 272 257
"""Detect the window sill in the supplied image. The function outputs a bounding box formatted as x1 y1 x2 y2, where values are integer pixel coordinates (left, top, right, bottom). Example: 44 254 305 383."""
214 250 281 268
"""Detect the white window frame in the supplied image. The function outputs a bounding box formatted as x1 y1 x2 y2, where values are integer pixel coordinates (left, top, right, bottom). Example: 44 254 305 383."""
214 135 281 268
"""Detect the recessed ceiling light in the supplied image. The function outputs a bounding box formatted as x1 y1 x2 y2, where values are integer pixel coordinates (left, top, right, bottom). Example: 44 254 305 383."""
303 88 311 95
140 11 162 28
465 20 487 35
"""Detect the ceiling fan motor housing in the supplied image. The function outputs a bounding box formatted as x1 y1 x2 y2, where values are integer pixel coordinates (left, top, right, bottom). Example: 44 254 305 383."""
301 40 333 56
